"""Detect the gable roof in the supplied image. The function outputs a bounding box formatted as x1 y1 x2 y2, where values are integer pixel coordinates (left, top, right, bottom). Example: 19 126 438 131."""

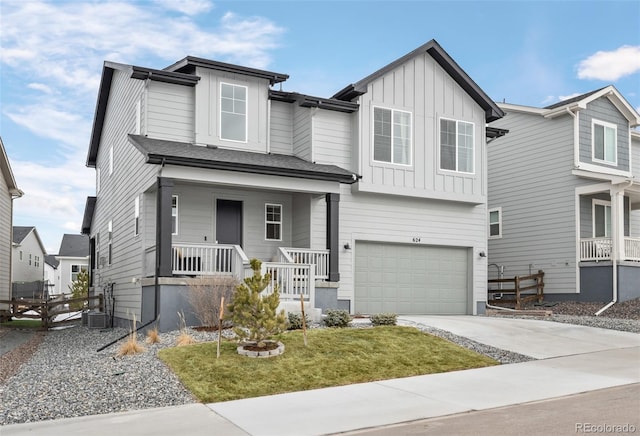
45 254 59 268
57 234 89 258
332 39 504 123
0 136 22 198
128 134 359 184
543 85 640 126
12 226 47 254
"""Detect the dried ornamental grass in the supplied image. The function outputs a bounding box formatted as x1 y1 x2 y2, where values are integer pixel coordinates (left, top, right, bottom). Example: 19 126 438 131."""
175 311 196 347
146 326 161 344
118 315 145 356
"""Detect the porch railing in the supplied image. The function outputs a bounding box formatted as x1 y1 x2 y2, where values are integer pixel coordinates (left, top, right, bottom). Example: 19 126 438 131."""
172 243 249 279
261 262 315 307
280 247 330 280
580 237 640 262
625 237 640 262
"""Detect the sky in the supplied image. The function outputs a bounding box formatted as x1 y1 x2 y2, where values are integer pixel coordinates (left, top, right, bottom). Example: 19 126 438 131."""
1 0 639 254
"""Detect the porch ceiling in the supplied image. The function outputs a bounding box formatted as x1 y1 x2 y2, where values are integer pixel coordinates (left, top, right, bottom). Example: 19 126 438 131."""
129 135 359 184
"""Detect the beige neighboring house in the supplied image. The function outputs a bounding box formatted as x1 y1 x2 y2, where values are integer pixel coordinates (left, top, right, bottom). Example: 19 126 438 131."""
0 137 23 312
55 234 89 295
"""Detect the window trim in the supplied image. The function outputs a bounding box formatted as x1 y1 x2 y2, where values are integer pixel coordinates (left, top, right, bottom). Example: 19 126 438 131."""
591 119 617 165
107 220 113 265
592 199 611 238
371 106 413 167
172 195 179 236
219 82 248 143
134 196 140 237
439 117 476 174
265 203 283 241
70 264 84 283
488 207 502 239
96 168 101 193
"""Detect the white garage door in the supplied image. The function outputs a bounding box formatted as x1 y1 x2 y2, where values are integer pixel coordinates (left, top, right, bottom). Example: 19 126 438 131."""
354 242 469 315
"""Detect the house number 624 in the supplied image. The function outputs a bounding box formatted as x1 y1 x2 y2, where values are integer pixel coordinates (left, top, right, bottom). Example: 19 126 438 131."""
412 237 421 243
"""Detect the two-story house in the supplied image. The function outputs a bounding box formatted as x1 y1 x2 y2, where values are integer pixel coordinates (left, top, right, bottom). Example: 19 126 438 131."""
488 86 640 309
12 226 46 298
55 234 89 295
0 137 22 315
82 39 504 331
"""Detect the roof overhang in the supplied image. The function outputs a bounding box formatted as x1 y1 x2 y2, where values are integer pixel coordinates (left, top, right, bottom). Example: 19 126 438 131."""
332 39 504 123
269 90 359 113
0 137 22 197
81 196 97 235
165 56 288 85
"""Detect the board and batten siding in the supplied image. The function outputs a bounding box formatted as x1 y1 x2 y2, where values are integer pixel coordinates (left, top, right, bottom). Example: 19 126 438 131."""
269 101 293 155
92 69 160 322
578 97 630 172
145 81 194 143
0 174 11 304
488 109 605 294
354 52 486 203
193 68 270 152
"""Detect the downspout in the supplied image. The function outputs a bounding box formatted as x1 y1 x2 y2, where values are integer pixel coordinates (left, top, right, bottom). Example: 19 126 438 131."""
595 180 633 316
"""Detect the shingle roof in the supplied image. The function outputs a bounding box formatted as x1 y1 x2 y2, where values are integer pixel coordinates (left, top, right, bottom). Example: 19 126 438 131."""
57 234 89 257
12 226 34 244
128 135 359 184
45 254 59 268
543 87 607 110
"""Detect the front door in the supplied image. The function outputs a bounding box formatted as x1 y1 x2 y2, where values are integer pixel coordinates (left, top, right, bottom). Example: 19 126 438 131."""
216 199 243 246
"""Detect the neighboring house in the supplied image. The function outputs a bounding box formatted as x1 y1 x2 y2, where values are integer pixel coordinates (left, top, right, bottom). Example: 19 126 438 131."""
82 39 504 331
12 226 46 283
488 86 640 304
55 234 89 296
44 254 60 296
0 137 23 313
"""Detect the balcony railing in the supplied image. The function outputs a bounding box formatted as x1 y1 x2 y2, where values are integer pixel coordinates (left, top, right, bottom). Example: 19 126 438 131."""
172 243 249 279
279 247 330 280
580 237 640 262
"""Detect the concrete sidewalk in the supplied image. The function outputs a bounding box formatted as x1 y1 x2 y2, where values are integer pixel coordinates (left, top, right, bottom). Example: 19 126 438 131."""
2 317 639 436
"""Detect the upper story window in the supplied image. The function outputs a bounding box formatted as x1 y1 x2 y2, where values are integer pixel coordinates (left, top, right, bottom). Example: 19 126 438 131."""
172 195 178 235
220 83 247 142
373 107 412 165
265 203 282 241
440 118 474 173
71 264 85 282
489 208 502 239
107 220 113 265
134 196 140 236
592 119 617 165
96 168 101 193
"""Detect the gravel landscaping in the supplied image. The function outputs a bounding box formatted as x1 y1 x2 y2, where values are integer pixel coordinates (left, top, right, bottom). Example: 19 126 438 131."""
1 298 638 426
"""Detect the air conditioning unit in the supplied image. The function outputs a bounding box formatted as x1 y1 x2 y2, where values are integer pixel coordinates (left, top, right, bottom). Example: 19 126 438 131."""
87 311 107 329
81 311 88 326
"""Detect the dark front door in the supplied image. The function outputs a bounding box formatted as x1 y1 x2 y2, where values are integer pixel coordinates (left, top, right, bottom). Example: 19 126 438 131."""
216 199 243 246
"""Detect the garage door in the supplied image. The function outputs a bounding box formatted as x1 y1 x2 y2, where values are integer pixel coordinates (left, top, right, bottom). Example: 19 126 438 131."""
354 242 469 315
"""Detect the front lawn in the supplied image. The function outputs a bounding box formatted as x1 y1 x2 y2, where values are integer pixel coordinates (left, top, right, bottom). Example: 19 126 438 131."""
158 326 498 403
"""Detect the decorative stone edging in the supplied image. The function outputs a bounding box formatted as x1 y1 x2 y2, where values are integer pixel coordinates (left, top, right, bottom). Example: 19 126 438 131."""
237 341 285 358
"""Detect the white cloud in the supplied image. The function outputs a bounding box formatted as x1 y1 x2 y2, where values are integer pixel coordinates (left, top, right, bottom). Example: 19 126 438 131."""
154 0 213 15
577 45 640 81
559 93 582 101
27 83 54 94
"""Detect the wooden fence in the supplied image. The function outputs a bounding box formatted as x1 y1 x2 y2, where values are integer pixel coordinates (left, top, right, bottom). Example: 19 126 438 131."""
0 295 104 328
488 270 545 310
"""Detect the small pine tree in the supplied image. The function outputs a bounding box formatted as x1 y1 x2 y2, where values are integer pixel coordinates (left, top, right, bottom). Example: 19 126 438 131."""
68 269 89 311
226 259 287 349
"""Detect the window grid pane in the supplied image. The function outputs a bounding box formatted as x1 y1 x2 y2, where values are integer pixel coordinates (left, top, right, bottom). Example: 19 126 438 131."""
265 204 282 240
221 83 247 141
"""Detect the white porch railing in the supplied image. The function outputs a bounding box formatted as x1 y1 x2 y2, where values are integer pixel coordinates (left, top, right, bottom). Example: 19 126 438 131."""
580 238 612 261
172 243 249 280
261 262 315 307
280 247 330 280
625 237 640 262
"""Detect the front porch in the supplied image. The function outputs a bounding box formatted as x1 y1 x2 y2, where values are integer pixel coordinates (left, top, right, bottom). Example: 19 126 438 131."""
580 237 640 262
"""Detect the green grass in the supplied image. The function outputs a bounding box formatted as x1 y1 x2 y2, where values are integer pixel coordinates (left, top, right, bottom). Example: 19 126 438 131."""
0 319 43 329
158 326 498 403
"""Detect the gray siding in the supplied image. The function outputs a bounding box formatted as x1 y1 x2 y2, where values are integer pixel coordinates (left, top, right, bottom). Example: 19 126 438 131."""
193 68 270 152
578 97 630 172
0 175 10 304
291 193 311 248
313 110 353 169
11 232 45 283
92 69 159 321
354 52 486 202
488 111 580 294
579 194 631 238
269 101 293 155
292 105 312 161
146 81 194 143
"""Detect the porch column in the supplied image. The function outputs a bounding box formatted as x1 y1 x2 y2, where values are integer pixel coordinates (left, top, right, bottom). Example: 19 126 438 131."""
157 177 174 277
611 187 625 261
326 193 340 282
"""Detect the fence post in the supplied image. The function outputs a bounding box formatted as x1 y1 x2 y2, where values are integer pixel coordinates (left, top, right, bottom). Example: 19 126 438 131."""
514 276 521 309
41 300 48 329
537 270 544 303
99 293 104 312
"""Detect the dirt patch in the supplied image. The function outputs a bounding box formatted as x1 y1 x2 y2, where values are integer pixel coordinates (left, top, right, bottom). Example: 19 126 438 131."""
0 330 47 385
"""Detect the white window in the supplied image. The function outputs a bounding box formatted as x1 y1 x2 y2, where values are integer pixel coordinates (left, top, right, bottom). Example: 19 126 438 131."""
592 119 617 164
29 254 32 266
71 264 85 282
35 256 40 267
96 168 101 193
107 220 113 265
220 82 247 142
265 204 282 241
135 100 141 135
134 196 140 236
109 146 114 175
172 196 178 235
489 208 502 238
95 233 100 268
373 107 412 165
440 118 474 173
593 199 611 238
19 250 22 261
